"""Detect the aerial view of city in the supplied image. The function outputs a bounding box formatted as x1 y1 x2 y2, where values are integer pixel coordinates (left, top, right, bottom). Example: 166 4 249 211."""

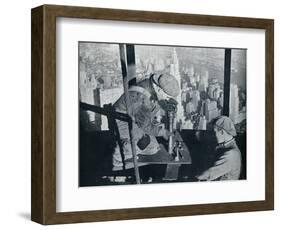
79 43 246 133
78 42 247 186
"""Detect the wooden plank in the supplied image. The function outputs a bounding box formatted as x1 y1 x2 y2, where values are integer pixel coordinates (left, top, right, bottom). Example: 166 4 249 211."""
42 4 273 29
265 20 274 209
31 5 44 224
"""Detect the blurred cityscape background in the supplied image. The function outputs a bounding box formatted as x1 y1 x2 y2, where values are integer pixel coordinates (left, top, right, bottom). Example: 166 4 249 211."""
79 42 246 133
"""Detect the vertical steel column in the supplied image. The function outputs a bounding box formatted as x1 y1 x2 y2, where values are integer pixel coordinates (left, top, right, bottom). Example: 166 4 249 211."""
126 44 137 86
119 44 141 184
223 48 232 116
93 88 102 130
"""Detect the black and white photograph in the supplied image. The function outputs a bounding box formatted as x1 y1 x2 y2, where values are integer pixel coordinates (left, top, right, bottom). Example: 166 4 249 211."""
79 42 247 186
28 2 275 225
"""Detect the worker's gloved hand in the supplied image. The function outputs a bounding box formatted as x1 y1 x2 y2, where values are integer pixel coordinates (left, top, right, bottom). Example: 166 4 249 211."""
158 127 173 140
167 98 178 109
137 134 151 150
158 98 178 112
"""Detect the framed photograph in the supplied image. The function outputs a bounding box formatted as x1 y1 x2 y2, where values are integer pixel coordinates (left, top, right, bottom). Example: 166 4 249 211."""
31 4 274 224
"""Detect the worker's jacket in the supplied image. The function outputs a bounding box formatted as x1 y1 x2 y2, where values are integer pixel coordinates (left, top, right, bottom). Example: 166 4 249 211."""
112 78 166 170
198 139 242 181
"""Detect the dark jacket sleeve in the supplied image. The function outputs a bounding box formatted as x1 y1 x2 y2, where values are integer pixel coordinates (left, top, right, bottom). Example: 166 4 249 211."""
197 149 240 180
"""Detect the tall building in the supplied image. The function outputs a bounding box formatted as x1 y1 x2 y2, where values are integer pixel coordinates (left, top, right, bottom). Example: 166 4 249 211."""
170 48 185 123
208 78 221 100
195 73 200 83
204 99 219 122
146 62 154 75
191 90 200 111
204 70 209 82
208 84 216 98
79 69 97 129
218 92 224 108
188 64 195 76
186 101 195 114
230 83 246 124
189 75 196 88
154 58 165 72
198 116 207 130
182 119 194 129
229 83 239 123
213 88 222 100
198 70 209 92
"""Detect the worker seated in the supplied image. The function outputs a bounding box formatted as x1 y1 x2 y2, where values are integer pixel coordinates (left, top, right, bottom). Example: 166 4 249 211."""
197 116 242 181
112 73 180 170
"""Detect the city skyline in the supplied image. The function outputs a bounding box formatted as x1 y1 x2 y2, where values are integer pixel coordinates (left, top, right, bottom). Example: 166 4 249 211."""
79 42 246 131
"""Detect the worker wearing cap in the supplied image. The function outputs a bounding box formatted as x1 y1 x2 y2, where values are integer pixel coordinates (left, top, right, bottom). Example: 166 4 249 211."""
197 116 242 181
112 73 180 170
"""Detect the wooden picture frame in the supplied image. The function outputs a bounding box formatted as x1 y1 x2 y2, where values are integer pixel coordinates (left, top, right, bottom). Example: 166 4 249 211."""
31 4 274 225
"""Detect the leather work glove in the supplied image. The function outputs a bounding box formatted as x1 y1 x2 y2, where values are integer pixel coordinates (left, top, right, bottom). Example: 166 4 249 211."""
137 134 151 150
158 98 178 112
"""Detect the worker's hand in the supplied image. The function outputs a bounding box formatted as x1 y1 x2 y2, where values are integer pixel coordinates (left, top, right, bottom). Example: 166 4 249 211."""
196 171 211 181
158 98 178 112
158 128 173 140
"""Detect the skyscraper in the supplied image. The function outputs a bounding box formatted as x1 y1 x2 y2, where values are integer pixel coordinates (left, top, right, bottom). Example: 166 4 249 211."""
204 99 219 122
208 78 221 99
198 70 209 92
230 83 239 123
198 116 207 130
170 48 185 123
182 119 194 129
188 64 195 77
218 92 224 108
186 101 195 114
191 90 200 111
229 83 246 124
195 73 200 83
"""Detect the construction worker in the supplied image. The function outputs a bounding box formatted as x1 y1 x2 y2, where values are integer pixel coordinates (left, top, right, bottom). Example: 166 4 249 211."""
112 73 180 170
197 116 242 181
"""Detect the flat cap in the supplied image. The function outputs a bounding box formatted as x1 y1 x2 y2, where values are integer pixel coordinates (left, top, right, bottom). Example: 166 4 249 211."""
214 116 237 137
157 73 180 97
